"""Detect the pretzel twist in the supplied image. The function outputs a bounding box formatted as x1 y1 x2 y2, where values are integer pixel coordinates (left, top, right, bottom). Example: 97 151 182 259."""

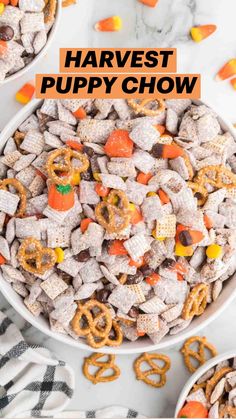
46 148 89 185
95 189 130 233
17 237 57 275
181 336 218 373
71 299 123 349
134 353 171 388
83 353 120 384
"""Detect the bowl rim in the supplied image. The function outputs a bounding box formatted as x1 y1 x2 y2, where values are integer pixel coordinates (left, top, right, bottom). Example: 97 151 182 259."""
174 350 236 417
0 98 236 354
0 0 62 86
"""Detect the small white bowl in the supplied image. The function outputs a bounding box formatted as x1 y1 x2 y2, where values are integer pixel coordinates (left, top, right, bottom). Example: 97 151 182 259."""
175 351 236 417
0 0 61 85
0 98 236 354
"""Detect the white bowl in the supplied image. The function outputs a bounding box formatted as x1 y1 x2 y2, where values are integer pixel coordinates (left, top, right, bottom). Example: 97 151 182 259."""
0 98 236 354
175 350 236 417
0 1 61 85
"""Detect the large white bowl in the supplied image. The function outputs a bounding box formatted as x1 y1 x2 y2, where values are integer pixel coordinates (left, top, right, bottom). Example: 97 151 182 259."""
175 350 236 417
0 1 61 85
0 98 236 354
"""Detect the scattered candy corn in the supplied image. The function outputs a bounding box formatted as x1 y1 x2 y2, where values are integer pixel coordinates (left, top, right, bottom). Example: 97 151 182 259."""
0 3 5 14
139 0 158 7
15 82 35 104
129 256 144 268
178 229 204 247
158 189 170 204
95 16 122 32
216 59 236 81
190 24 217 43
80 218 93 233
73 106 87 119
145 272 160 285
108 240 128 256
137 172 153 185
95 183 110 197
152 143 184 159
0 40 7 56
230 77 236 90
65 140 83 151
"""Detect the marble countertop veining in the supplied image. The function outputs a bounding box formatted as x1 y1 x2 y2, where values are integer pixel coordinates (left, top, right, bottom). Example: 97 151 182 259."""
1 0 236 417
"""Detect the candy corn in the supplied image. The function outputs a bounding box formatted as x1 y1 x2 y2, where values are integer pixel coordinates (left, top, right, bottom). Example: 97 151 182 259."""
230 77 236 90
15 82 35 104
0 40 7 56
95 16 122 32
137 172 153 185
216 59 236 81
178 229 204 246
72 106 87 119
190 24 217 43
139 0 158 7
152 143 184 159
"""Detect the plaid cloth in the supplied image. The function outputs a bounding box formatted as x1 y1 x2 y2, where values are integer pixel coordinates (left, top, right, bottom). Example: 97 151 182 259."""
57 407 145 418
0 310 74 418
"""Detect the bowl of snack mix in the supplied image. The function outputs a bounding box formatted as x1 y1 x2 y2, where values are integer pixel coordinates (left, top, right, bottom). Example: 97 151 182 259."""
0 0 61 84
0 98 236 354
175 351 236 418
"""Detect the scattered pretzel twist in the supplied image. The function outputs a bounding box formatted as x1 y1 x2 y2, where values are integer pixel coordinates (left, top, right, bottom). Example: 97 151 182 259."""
83 353 120 384
182 283 209 320
195 165 236 190
17 237 57 275
71 299 123 349
95 189 131 233
134 352 171 388
127 99 165 116
46 148 89 186
0 178 27 217
181 336 218 373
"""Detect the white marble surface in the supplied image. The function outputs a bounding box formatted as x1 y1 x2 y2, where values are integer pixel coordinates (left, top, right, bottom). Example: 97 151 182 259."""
0 0 236 417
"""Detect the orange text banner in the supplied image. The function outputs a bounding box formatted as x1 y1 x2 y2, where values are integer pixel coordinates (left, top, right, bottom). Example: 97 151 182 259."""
60 48 177 73
35 73 201 99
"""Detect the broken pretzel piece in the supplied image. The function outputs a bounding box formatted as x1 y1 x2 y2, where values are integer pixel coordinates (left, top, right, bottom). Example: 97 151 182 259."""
127 99 165 116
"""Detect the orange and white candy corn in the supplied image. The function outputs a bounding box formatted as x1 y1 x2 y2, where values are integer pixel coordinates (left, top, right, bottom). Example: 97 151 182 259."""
0 40 7 56
216 59 236 81
15 82 35 105
190 24 217 43
139 0 158 7
95 16 122 32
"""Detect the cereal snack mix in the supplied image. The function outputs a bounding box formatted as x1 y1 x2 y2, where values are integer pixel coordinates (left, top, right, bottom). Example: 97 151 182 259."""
178 356 236 418
0 0 57 81
0 98 236 349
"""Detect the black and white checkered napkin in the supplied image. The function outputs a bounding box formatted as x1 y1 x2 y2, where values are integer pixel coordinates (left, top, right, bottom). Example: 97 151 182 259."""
0 311 145 419
0 310 74 418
